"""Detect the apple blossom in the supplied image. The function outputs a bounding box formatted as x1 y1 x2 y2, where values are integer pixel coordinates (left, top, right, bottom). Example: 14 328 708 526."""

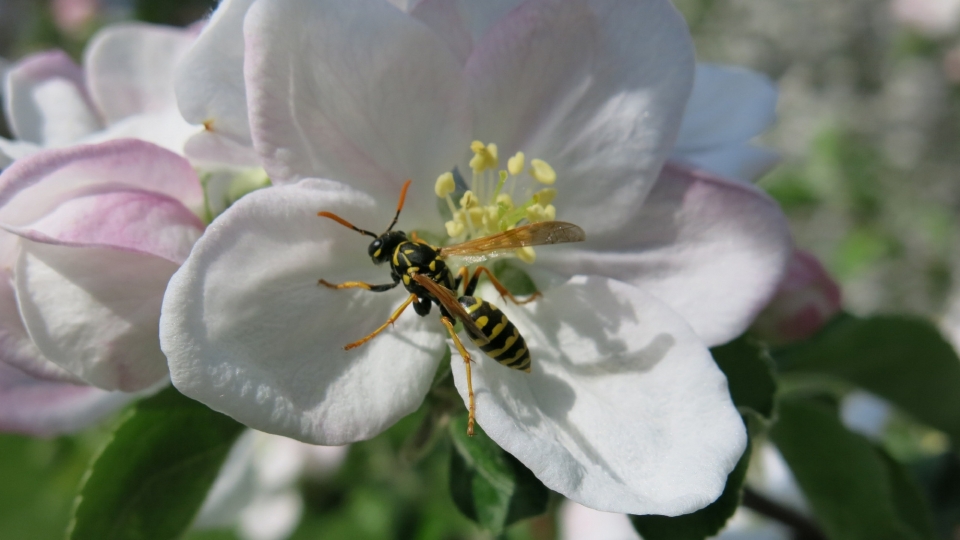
0 138 203 394
161 0 793 516
751 250 842 345
1 22 197 163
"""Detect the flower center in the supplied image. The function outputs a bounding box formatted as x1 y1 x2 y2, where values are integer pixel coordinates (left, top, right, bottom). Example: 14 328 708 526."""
434 141 560 263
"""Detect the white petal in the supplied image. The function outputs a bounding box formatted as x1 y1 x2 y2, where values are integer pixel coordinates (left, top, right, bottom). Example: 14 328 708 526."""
452 276 746 515
81 109 200 155
174 0 256 146
464 0 694 235
84 23 195 123
16 241 177 391
184 130 261 167
558 500 639 540
244 0 471 228
161 180 447 445
0 357 135 435
535 162 793 346
0 266 81 383
675 64 778 153
673 143 780 184
4 50 102 146
410 0 525 64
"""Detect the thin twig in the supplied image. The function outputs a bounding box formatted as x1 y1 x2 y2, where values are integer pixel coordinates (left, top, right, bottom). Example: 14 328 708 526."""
741 487 827 540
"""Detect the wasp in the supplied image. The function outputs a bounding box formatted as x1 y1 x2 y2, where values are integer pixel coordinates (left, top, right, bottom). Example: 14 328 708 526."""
317 180 585 436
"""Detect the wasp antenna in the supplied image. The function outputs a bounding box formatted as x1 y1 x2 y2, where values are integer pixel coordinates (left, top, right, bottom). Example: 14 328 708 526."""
317 211 377 238
385 179 412 232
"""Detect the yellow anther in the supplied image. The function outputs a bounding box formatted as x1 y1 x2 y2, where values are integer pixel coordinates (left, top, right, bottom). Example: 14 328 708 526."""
435 172 455 198
543 204 556 221
445 220 465 238
469 141 499 173
526 204 547 223
529 159 556 185
467 206 485 224
495 193 513 209
516 246 537 264
460 190 479 208
507 152 525 176
534 188 556 206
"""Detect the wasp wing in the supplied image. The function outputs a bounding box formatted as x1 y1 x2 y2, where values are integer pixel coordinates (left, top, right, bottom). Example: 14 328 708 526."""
411 274 490 345
439 221 585 264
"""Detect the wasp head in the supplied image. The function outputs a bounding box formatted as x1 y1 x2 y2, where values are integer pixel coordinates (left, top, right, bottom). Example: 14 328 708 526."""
368 231 407 265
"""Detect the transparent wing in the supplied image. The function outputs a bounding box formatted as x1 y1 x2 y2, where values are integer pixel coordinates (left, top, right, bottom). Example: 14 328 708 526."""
439 221 585 264
412 274 490 345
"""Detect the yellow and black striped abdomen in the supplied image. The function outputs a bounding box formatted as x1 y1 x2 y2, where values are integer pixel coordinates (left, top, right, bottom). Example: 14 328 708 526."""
458 296 531 373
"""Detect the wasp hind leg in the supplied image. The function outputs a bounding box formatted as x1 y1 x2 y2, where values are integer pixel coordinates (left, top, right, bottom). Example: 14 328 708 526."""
460 266 542 305
343 293 417 350
441 316 476 437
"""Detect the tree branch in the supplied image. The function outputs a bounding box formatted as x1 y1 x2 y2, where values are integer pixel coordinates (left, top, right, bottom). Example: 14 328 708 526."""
741 488 827 540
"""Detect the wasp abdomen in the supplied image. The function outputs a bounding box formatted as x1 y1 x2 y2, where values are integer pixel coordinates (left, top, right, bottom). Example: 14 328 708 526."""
458 296 531 373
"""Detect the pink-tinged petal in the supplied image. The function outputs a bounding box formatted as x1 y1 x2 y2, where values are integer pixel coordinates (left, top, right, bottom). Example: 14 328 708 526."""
752 250 842 345
0 139 204 224
453 277 746 515
183 130 261 167
0 138 42 164
174 0 256 147
16 241 178 391
0 359 135 436
7 188 203 264
84 23 195 123
675 64 778 154
161 180 448 445
464 0 694 236
244 0 471 228
534 162 793 346
4 50 102 146
672 143 780 185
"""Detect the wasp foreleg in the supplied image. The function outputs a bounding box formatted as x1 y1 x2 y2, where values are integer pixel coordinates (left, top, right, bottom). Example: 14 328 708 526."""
441 316 476 437
318 278 400 292
343 293 417 350
462 266 541 305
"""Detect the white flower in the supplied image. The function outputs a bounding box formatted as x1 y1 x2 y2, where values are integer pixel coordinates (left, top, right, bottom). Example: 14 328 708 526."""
1 22 198 164
161 0 793 515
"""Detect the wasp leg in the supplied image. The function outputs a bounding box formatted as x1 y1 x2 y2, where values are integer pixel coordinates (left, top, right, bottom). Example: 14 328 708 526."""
409 231 430 245
318 278 399 292
441 316 476 437
463 266 541 305
344 293 416 350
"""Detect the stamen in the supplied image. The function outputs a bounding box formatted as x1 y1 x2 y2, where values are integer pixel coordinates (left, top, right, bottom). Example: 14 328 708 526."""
516 246 536 263
435 172 455 198
507 152 525 176
529 159 556 185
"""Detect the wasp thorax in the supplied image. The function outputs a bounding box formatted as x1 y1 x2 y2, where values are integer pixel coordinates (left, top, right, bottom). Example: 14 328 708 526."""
368 231 407 264
434 141 561 264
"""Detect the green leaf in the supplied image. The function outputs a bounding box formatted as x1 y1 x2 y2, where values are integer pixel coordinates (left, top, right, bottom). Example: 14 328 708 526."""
491 260 538 296
68 387 245 540
711 337 777 420
876 448 938 540
448 415 548 533
631 438 752 540
771 398 937 540
776 314 960 442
